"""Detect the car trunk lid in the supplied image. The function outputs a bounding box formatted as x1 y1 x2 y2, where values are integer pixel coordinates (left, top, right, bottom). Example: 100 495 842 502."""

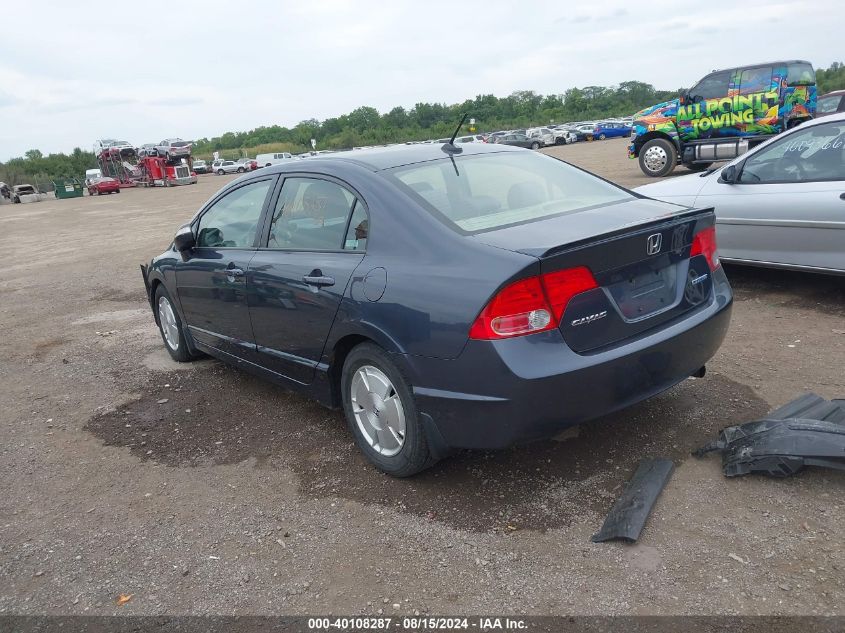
471 199 717 353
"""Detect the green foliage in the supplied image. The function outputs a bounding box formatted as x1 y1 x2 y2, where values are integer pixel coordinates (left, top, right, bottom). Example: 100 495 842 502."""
190 82 681 157
0 147 97 190
816 61 845 94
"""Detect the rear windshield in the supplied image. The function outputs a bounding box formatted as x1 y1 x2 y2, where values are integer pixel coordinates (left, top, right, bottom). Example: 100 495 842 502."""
818 94 842 114
387 151 630 234
786 62 815 86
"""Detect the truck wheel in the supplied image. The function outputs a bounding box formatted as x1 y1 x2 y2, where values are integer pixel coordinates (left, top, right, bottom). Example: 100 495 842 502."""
639 138 677 177
687 162 713 172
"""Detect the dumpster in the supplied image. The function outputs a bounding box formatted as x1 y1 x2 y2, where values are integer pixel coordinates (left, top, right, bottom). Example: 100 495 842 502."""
52 177 83 199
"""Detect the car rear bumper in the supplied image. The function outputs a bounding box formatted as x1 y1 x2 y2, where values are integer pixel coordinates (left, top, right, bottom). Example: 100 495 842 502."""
404 270 732 450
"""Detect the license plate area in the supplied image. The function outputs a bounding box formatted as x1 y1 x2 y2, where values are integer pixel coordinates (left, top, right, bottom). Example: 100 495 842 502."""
602 253 680 321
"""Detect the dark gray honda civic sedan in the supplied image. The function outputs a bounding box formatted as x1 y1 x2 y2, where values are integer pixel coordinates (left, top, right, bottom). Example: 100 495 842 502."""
141 142 732 476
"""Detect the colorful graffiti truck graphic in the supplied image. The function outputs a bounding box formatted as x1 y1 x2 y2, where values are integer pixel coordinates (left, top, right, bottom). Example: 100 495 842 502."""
629 60 816 177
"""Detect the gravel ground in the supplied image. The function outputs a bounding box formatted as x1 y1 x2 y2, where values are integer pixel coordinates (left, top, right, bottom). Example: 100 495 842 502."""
1 140 843 616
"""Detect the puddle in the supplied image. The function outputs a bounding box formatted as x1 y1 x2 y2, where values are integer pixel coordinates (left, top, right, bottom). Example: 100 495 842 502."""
85 362 768 532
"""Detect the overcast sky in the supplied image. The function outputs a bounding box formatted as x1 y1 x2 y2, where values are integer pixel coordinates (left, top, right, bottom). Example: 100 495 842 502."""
1 0 841 160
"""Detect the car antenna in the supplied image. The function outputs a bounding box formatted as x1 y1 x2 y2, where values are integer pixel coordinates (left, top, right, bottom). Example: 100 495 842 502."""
441 113 468 155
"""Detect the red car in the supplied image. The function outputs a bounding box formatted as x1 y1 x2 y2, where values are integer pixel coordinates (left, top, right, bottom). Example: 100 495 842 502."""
87 177 121 195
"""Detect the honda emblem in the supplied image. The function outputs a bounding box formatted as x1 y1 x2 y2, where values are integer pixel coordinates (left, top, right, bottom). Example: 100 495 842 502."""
646 233 662 255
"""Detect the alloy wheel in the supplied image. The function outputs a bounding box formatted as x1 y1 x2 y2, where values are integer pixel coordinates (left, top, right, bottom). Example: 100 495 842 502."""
643 145 668 173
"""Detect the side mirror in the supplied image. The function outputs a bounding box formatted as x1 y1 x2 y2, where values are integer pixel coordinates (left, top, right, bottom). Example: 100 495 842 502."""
721 165 738 184
174 225 195 252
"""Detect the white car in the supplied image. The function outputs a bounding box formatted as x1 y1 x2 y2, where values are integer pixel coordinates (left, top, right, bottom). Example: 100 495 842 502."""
526 127 556 146
634 111 845 275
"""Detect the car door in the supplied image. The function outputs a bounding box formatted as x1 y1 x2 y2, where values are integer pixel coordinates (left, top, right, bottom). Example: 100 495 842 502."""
248 176 368 383
176 177 276 360
695 119 845 271
680 70 732 142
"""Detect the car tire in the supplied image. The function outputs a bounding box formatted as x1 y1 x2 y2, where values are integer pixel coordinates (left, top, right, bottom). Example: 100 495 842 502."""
638 138 677 177
599 133 606 140
154 285 199 363
686 162 713 172
531 142 540 150
217 169 225 175
341 342 437 477
237 167 245 173
115 188 121 193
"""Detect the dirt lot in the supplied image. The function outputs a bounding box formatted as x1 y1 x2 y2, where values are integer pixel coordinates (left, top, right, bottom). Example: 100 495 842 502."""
1 139 843 617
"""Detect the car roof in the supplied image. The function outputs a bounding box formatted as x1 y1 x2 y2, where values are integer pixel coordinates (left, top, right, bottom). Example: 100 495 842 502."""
705 59 812 75
258 142 525 173
820 90 845 97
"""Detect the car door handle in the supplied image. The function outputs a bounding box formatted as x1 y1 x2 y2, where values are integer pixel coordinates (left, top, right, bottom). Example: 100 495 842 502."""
225 266 245 281
303 273 335 288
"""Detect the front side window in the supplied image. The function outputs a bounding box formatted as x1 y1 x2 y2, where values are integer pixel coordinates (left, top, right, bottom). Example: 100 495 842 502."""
690 71 731 101
196 179 272 248
389 151 631 234
786 62 815 86
268 178 357 250
739 66 773 95
739 121 845 184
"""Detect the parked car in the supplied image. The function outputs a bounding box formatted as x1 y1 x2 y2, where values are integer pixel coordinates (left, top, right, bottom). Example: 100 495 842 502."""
593 122 633 140
87 177 121 196
573 124 597 141
138 143 159 158
156 138 192 162
214 160 244 175
236 158 258 171
141 143 732 476
192 160 209 174
496 133 542 149
84 168 103 185
553 129 577 145
106 140 136 159
630 60 817 177
526 127 557 146
455 135 486 144
11 184 38 203
817 90 845 118
256 152 294 167
0 182 10 201
635 111 845 275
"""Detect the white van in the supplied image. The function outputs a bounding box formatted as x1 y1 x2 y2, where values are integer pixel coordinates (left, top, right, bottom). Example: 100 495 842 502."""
256 152 293 167
85 168 103 185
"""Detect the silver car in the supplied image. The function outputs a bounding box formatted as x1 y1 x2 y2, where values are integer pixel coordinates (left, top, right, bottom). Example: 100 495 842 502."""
213 159 245 175
635 111 845 275
156 138 192 161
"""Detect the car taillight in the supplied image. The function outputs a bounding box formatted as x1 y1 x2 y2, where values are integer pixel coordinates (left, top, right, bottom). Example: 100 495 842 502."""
690 226 720 271
469 267 598 340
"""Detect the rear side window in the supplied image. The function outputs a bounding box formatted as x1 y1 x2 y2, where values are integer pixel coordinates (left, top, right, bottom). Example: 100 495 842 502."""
690 71 731 101
739 66 773 95
390 152 630 234
196 180 272 248
786 62 815 86
268 178 358 250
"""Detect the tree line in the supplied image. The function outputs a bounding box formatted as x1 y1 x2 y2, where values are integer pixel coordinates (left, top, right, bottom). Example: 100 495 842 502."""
3 63 844 186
